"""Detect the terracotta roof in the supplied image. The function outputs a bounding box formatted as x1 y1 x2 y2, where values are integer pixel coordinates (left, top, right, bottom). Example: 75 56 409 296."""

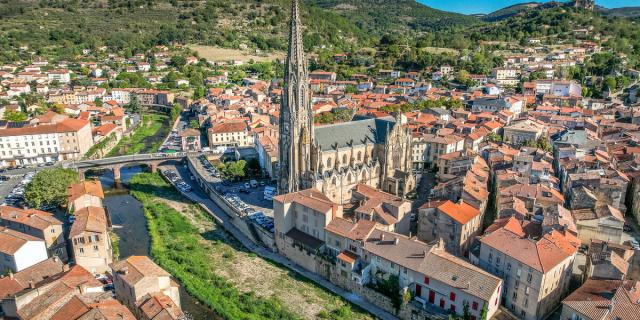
68 180 105 203
480 217 578 273
0 226 43 254
562 279 640 320
0 118 89 137
437 201 480 225
0 257 66 299
337 251 358 264
137 293 184 320
208 121 247 134
69 206 107 238
325 217 376 241
110 256 170 288
273 188 338 214
0 205 62 230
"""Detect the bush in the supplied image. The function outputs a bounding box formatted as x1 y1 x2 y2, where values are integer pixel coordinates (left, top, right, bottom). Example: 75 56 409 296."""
24 168 79 208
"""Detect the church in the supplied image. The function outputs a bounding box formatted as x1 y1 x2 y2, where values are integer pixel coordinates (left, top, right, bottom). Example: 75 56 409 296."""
277 0 415 204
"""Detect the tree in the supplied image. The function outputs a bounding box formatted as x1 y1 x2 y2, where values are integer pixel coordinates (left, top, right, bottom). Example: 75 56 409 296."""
52 104 66 114
24 168 79 209
189 119 200 129
224 160 247 180
480 303 488 320
169 55 187 69
462 301 472 320
125 96 141 114
486 132 502 142
3 110 28 122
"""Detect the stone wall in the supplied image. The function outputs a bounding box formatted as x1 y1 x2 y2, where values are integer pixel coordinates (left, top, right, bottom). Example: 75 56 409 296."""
329 271 396 315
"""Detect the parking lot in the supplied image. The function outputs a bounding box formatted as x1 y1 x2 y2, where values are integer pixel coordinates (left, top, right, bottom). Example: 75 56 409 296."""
0 171 43 209
190 154 275 231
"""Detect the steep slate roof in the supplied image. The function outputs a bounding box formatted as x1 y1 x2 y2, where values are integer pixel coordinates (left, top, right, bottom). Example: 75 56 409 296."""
314 116 395 151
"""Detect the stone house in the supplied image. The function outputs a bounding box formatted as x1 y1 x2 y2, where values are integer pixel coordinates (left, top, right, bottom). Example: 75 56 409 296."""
0 206 67 261
417 200 482 257
69 206 112 275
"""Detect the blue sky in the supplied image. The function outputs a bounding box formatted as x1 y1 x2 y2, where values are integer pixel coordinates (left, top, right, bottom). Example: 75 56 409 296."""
418 0 639 15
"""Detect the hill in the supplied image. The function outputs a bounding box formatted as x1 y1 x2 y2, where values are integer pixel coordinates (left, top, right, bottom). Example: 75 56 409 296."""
482 2 563 22
0 0 479 63
598 6 640 18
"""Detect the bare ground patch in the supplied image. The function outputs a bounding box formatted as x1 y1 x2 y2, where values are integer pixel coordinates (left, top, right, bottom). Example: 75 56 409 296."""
189 45 285 63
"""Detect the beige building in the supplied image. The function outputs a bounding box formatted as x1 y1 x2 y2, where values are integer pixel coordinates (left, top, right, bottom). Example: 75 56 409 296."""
560 279 640 320
503 119 547 146
274 188 342 273
67 180 105 212
573 205 625 244
111 256 182 319
417 200 482 256
474 217 579 320
0 206 67 261
69 206 112 275
412 133 465 170
208 120 252 147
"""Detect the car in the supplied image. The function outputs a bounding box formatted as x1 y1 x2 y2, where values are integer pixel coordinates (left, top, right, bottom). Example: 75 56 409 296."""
244 182 250 189
239 188 250 194
259 181 265 186
68 215 76 223
624 223 632 232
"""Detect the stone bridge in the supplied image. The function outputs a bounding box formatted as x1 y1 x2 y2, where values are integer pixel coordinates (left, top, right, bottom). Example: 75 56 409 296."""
75 152 189 182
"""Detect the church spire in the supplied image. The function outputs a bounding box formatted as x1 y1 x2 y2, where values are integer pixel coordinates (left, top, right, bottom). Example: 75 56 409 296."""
278 0 314 195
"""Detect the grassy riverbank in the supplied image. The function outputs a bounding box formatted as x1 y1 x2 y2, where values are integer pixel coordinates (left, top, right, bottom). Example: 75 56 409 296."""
129 173 372 320
107 113 170 157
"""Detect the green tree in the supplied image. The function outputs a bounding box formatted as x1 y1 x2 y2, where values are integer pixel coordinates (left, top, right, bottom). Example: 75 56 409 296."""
3 110 28 122
52 104 66 114
462 301 471 320
486 132 502 142
480 303 488 320
224 160 247 181
125 96 141 114
24 168 79 208
189 119 200 129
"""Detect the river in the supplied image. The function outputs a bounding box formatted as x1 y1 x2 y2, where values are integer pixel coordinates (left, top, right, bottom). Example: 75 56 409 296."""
91 166 221 320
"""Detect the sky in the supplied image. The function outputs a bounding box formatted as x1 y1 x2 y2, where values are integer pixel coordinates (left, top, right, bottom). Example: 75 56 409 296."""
418 0 639 15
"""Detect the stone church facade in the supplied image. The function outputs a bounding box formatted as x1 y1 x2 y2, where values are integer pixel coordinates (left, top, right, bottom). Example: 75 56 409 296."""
277 0 414 204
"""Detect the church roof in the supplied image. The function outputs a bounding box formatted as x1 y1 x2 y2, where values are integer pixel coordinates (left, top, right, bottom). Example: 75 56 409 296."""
314 117 396 152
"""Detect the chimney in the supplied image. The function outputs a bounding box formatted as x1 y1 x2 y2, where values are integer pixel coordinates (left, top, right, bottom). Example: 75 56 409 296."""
8 271 14 279
53 256 58 262
62 264 70 272
394 237 399 245
28 280 34 289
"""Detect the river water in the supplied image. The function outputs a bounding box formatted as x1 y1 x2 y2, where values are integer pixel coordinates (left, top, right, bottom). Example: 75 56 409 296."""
91 166 221 320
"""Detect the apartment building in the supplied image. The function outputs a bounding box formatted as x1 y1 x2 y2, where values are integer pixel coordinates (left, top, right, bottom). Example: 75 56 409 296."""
47 69 71 84
208 120 253 147
351 184 412 234
274 188 342 273
412 133 465 169
0 206 67 261
0 118 92 167
69 206 112 275
473 217 579 320
363 230 503 319
417 200 482 256
111 256 183 319
503 119 547 146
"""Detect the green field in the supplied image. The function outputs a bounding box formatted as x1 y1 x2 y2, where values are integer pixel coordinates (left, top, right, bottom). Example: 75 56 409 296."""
129 173 373 320
107 113 170 157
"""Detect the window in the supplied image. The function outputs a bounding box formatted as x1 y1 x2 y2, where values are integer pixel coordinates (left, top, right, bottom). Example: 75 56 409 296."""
472 301 478 310
79 248 84 254
450 305 456 313
326 158 332 167
93 245 99 251
50 229 55 234
424 276 430 285
520 310 526 318
527 273 532 283
449 292 456 301
342 154 347 165
512 292 517 301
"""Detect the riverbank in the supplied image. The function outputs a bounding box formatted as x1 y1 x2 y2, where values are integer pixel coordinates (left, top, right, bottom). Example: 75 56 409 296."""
128 172 373 320
107 113 170 156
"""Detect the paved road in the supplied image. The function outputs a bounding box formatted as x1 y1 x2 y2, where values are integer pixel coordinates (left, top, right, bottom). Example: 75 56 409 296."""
160 164 399 320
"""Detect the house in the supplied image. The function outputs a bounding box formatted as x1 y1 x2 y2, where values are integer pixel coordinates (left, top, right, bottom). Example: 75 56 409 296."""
351 184 412 234
255 134 278 181
585 240 634 280
274 188 342 273
67 180 105 212
560 279 640 320
0 206 67 261
179 128 201 152
51 296 136 320
572 205 625 244
473 217 579 320
111 256 183 319
472 96 524 116
417 200 482 256
47 69 71 84
0 227 48 273
69 206 112 275
503 119 547 146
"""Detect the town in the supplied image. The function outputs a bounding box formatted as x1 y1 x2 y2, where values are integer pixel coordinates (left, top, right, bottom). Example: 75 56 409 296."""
0 0 639 320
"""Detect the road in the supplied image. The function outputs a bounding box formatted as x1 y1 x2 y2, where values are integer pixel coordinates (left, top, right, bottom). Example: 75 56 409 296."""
159 164 399 320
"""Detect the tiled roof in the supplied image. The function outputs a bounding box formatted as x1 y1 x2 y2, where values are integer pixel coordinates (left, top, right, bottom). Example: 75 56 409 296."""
110 256 170 288
0 257 66 299
69 206 107 238
273 188 338 214
562 279 640 320
0 205 62 230
437 201 480 225
137 293 184 320
325 217 376 241
0 226 42 254
68 180 105 203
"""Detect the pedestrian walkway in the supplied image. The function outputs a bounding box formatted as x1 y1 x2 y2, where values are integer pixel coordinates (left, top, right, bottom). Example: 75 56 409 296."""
162 167 399 320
